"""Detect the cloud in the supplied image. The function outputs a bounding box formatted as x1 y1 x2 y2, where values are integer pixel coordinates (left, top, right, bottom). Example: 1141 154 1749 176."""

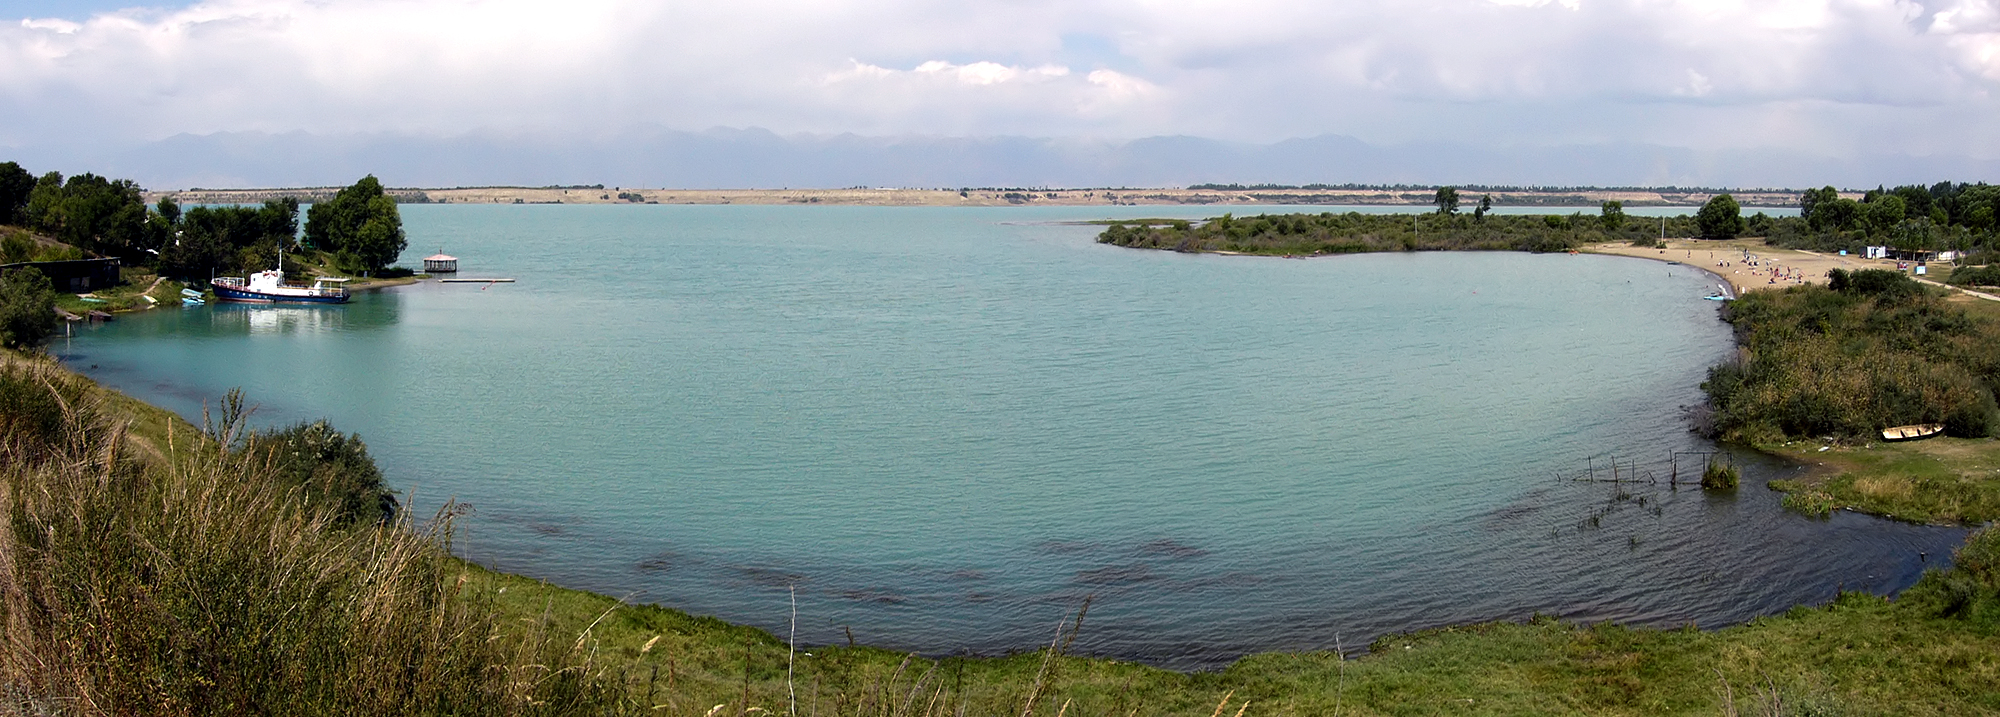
0 0 1994 170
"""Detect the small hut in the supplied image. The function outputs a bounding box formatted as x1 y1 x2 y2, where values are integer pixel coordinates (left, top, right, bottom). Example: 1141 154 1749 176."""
423 253 458 273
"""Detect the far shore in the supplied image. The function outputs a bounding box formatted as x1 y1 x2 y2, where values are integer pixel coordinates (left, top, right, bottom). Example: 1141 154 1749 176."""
149 185 1815 209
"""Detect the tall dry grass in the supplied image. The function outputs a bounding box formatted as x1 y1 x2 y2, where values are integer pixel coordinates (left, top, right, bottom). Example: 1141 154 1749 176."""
0 359 617 716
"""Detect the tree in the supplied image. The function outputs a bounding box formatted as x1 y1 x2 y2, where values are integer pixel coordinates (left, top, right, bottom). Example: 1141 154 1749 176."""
157 200 302 280
1434 186 1460 215
1474 194 1492 222
0 162 33 226
1696 193 1744 239
1801 186 1839 230
1600 200 1625 231
1820 198 1860 232
0 267 57 349
22 172 150 261
1861 195 1906 236
304 176 405 274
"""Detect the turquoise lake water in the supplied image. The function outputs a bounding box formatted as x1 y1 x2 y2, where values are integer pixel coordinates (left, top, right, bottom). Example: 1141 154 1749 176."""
59 204 1955 669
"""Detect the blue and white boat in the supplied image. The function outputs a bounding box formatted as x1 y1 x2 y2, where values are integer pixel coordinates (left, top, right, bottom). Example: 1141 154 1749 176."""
211 269 350 304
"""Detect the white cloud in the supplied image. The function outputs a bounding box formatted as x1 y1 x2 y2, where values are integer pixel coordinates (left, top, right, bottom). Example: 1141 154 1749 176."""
0 0 1994 165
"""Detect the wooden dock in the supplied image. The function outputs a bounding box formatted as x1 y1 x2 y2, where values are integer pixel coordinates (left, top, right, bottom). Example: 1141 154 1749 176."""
437 278 516 283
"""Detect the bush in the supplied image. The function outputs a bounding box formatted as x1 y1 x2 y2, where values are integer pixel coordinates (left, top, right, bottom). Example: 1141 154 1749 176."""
250 418 398 526
1701 461 1739 490
0 266 56 349
1782 489 1836 517
0 358 94 464
1949 265 2000 288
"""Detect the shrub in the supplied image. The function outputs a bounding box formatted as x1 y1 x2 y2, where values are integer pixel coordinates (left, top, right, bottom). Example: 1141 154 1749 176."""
1701 461 1739 490
1948 265 2000 288
1782 489 1836 517
0 266 56 349
250 418 398 526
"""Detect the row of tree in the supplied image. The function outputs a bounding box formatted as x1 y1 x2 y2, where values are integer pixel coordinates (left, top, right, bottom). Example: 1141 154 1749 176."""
0 162 406 281
1432 182 2000 261
1098 209 1679 255
1436 186 1752 239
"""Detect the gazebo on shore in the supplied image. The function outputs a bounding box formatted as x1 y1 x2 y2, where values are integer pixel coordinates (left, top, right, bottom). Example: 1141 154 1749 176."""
423 253 458 273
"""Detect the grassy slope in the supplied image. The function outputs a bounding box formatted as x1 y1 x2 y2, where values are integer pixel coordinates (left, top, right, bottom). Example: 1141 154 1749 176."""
468 562 2000 715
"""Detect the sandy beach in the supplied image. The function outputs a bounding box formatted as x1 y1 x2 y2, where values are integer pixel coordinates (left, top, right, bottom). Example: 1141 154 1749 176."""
1587 239 1936 298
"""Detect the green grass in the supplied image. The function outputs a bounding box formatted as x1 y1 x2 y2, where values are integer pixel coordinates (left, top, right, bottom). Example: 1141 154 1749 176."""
1764 437 2000 524
464 556 2000 716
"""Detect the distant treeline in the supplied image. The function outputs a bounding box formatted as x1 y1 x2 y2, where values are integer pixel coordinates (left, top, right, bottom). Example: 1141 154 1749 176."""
1703 270 2000 442
1097 206 1692 255
1104 182 2000 267
1186 182 1781 194
1765 182 2000 264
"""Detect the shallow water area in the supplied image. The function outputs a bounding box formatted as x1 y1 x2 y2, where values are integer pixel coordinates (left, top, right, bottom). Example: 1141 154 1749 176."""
61 204 1959 670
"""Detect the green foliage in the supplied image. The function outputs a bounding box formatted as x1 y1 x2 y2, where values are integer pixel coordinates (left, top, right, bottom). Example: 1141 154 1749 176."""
1781 487 1837 517
0 357 94 462
158 199 301 280
22 171 152 261
304 175 407 274
1861 194 1907 235
1949 264 2000 288
249 418 398 526
0 266 57 349
0 161 34 226
1600 200 1625 231
1096 210 1665 256
0 230 83 264
1434 186 1459 215
1702 280 2000 441
1696 193 1744 239
1902 526 2000 627
1700 461 1739 490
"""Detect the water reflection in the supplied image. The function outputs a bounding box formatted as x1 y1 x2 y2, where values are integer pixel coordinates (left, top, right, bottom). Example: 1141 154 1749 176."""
200 293 400 336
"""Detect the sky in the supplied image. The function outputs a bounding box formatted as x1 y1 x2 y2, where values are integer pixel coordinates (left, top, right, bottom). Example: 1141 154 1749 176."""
2 0 1998 187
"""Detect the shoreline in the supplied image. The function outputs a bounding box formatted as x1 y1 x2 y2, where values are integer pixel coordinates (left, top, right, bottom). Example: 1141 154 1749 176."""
39 249 1986 672
38 343 1970 671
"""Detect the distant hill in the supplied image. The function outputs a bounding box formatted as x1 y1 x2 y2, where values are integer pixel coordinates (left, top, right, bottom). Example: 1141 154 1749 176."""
11 127 1998 191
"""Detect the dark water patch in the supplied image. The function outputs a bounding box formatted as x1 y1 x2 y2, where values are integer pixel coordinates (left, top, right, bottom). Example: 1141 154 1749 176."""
736 566 808 589
839 589 909 605
1135 538 1209 559
1075 564 1155 586
636 553 675 573
1038 540 1097 555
